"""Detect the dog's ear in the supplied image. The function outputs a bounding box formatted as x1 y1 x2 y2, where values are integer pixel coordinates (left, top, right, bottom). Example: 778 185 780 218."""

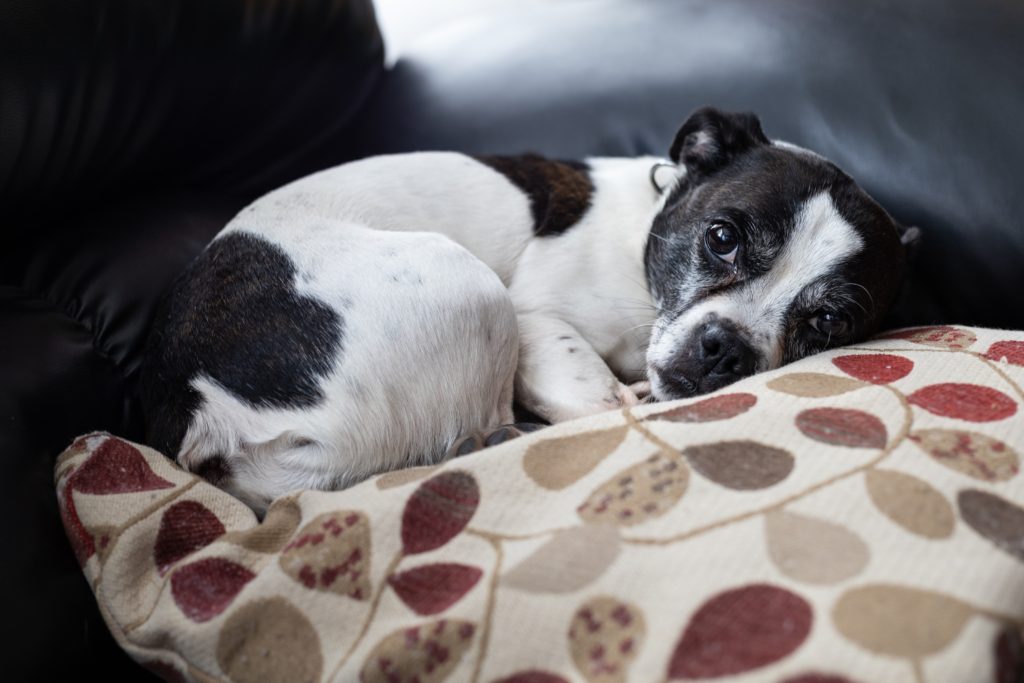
899 224 923 262
669 107 769 176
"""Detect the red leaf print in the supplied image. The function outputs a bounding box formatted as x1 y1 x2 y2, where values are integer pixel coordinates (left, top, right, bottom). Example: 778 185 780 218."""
667 584 812 679
154 501 226 575
69 438 174 494
60 486 94 565
995 626 1024 683
648 393 757 422
401 471 480 555
832 354 913 384
908 384 1017 422
388 563 483 616
985 341 1024 367
360 619 476 682
279 511 371 599
143 660 188 683
171 558 255 622
795 408 887 448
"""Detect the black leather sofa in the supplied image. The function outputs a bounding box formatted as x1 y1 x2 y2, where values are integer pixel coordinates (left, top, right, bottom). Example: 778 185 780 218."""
3 0 1022 679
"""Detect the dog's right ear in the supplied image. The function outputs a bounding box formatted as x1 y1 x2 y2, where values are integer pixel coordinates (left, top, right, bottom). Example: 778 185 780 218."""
670 107 769 176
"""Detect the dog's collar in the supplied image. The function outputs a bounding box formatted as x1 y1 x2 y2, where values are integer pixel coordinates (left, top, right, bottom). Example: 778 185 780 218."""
649 162 677 194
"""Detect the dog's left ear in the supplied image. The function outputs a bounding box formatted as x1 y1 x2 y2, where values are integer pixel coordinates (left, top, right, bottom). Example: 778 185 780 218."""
670 107 769 176
899 224 923 262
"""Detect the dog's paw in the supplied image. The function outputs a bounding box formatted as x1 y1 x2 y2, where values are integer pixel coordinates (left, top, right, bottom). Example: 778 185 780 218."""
628 380 657 404
612 380 657 408
447 423 545 458
611 382 640 408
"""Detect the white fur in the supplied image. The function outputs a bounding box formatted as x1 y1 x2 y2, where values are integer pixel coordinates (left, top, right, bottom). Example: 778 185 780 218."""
772 139 828 161
176 149 867 510
179 153 663 510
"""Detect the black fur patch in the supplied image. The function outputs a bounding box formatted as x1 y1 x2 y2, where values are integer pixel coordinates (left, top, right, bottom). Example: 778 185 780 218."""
475 153 593 237
140 231 343 456
669 107 770 177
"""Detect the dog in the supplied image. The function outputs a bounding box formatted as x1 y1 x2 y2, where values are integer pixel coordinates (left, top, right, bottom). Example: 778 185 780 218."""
140 107 919 512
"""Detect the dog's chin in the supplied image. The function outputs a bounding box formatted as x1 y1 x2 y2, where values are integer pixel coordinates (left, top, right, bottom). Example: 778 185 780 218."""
649 367 742 401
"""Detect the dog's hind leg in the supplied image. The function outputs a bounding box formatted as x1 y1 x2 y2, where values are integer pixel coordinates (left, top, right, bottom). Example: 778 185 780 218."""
157 219 520 512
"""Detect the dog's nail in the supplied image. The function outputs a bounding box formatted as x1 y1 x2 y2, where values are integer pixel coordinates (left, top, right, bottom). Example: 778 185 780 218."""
453 435 482 457
485 427 515 446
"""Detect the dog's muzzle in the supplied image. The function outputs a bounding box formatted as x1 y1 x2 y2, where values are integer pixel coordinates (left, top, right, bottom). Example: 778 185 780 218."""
657 318 757 397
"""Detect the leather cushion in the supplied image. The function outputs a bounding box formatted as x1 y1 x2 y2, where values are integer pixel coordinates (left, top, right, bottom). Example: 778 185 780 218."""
353 0 1024 330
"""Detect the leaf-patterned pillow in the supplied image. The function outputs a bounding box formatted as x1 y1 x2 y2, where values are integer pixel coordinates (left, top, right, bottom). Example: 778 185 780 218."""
56 326 1024 682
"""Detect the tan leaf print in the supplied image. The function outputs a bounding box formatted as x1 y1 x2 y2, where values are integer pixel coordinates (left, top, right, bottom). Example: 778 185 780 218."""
865 470 954 539
92 524 119 563
279 511 371 599
764 510 870 584
577 450 688 526
833 584 975 657
883 325 977 350
568 596 645 683
503 524 621 593
217 597 322 683
523 427 628 490
375 465 440 490
224 496 302 554
766 373 865 398
910 429 1019 482
360 619 475 683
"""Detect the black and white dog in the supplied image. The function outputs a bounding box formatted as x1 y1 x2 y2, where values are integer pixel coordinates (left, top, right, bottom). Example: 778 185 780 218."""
141 108 919 511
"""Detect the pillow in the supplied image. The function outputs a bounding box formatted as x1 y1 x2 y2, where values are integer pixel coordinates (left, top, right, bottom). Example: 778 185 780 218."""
56 326 1024 683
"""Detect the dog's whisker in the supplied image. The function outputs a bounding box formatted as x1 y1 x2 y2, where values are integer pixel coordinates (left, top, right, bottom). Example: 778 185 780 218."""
848 282 876 315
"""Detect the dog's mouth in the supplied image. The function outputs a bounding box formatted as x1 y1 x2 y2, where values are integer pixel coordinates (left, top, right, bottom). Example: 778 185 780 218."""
649 364 698 400
650 365 748 401
648 341 761 401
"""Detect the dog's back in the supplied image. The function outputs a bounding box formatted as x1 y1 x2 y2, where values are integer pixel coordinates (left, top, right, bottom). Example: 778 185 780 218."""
141 153 523 511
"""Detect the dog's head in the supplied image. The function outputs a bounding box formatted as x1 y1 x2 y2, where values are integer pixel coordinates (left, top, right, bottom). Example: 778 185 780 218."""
644 107 920 400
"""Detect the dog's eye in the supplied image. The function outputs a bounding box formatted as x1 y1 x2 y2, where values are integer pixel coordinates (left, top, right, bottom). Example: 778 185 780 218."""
809 310 851 338
705 221 740 264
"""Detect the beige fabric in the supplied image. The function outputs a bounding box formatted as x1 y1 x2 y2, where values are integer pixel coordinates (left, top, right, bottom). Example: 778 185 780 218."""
55 326 1024 682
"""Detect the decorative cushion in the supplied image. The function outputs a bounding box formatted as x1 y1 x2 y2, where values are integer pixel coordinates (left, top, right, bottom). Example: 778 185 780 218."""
55 326 1024 683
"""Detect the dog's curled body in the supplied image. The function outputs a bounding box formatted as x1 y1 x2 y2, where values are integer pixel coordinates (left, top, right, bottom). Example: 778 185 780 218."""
141 108 918 511
142 152 660 509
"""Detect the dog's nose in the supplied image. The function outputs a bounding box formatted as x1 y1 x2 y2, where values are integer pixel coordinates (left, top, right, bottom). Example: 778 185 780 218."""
699 323 756 379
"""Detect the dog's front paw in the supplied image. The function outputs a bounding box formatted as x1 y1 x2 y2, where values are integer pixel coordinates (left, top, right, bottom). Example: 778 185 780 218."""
447 423 545 458
611 382 640 408
612 381 657 408
628 380 655 403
